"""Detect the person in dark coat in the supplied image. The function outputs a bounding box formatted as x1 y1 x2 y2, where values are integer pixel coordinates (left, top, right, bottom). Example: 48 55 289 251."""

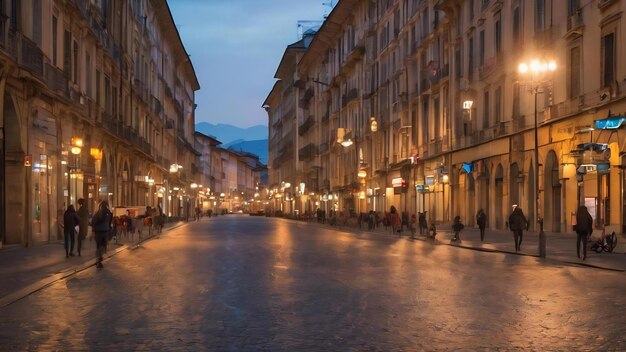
508 205 528 252
63 204 80 258
418 212 428 235
575 205 593 260
452 215 464 241
92 201 113 269
390 206 399 235
77 198 90 256
476 209 487 241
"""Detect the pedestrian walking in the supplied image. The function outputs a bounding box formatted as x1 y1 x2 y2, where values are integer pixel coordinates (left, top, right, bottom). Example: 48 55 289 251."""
451 215 464 241
63 204 80 258
390 205 400 235
575 205 593 261
409 214 417 239
508 205 528 252
77 198 90 256
476 209 487 241
91 201 113 269
418 212 428 235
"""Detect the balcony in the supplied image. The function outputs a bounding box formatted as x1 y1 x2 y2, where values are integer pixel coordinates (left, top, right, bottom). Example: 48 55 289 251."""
151 95 162 115
342 45 365 71
299 143 318 161
342 88 359 108
478 57 499 80
298 115 315 136
566 9 584 38
45 63 69 98
318 141 329 154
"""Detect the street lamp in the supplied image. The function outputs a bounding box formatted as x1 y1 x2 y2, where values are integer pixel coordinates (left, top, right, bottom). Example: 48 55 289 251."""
67 137 83 206
518 58 556 258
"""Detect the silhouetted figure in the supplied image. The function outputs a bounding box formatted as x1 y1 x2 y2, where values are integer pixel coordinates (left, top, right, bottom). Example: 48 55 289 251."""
92 201 113 269
63 204 80 258
508 205 528 252
575 205 593 260
418 212 428 235
476 209 487 241
452 215 464 241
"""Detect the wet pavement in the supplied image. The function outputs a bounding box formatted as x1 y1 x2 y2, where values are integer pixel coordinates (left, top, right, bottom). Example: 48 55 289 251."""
0 215 625 351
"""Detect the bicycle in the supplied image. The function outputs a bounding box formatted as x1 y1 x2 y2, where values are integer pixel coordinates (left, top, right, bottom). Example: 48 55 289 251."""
590 231 618 253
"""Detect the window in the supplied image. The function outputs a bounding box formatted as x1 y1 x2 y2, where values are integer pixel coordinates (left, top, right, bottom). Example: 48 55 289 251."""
535 0 545 31
86 54 92 97
468 36 474 78
469 0 474 20
33 0 41 46
63 29 71 74
602 33 615 87
569 46 581 98
72 40 78 83
494 13 502 54
52 16 58 66
455 45 462 78
483 90 490 128
96 70 101 107
513 5 522 46
495 86 502 123
479 30 485 67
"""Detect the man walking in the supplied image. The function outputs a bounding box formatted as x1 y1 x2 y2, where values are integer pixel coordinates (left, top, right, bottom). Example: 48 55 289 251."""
92 201 113 269
575 205 593 260
508 205 528 252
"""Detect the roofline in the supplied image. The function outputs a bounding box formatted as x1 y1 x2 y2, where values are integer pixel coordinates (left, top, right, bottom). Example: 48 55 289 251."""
194 131 222 145
152 0 200 90
262 80 283 108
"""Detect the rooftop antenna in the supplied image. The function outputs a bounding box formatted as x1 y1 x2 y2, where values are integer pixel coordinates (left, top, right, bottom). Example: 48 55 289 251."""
323 0 335 19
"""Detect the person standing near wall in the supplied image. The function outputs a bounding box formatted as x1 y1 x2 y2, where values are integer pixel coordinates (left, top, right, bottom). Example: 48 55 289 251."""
575 205 593 261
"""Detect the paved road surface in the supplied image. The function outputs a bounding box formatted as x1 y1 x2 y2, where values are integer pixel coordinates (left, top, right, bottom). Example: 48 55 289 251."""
0 215 624 351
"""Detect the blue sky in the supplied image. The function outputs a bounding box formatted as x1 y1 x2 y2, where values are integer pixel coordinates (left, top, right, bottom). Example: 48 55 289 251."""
169 0 330 128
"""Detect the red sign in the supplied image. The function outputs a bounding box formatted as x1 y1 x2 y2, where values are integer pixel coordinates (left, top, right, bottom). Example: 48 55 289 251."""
24 155 32 167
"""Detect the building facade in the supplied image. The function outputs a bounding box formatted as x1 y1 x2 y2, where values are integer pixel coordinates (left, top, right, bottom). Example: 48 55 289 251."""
0 0 200 246
267 0 626 236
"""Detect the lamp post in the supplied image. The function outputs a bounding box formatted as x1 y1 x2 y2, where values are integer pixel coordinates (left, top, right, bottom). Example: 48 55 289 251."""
90 147 102 206
518 59 556 258
67 137 83 206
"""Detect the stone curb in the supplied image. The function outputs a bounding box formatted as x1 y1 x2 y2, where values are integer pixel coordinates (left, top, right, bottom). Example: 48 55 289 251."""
291 218 626 273
0 221 188 308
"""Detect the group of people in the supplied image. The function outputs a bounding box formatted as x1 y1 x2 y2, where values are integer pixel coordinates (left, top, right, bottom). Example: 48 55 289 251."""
381 204 595 260
63 201 172 269
62 200 112 268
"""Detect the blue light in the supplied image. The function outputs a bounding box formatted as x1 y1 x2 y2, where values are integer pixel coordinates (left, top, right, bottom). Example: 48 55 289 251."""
594 116 625 129
462 162 473 174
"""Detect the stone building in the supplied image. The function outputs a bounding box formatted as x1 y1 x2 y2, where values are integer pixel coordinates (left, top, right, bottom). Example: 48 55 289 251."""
0 0 200 246
266 0 626 235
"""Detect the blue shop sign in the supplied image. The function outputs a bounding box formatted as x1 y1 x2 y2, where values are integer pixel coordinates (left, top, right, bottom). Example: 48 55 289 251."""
594 116 625 129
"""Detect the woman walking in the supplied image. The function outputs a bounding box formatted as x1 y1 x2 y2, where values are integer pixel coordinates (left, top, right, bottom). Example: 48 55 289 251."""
390 205 400 235
63 204 80 258
92 201 113 269
508 205 528 252
575 205 593 261
476 209 487 241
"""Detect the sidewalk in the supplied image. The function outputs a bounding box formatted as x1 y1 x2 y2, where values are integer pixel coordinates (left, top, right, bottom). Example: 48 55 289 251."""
0 221 186 308
316 219 626 272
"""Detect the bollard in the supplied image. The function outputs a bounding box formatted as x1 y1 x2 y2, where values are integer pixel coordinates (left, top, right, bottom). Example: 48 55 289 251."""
538 217 546 258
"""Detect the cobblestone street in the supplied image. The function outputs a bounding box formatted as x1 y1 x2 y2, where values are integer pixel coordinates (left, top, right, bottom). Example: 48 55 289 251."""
0 215 624 351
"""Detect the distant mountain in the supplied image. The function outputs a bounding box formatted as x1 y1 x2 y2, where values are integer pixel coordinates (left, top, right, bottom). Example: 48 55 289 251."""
225 139 268 165
195 123 268 164
195 122 267 145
